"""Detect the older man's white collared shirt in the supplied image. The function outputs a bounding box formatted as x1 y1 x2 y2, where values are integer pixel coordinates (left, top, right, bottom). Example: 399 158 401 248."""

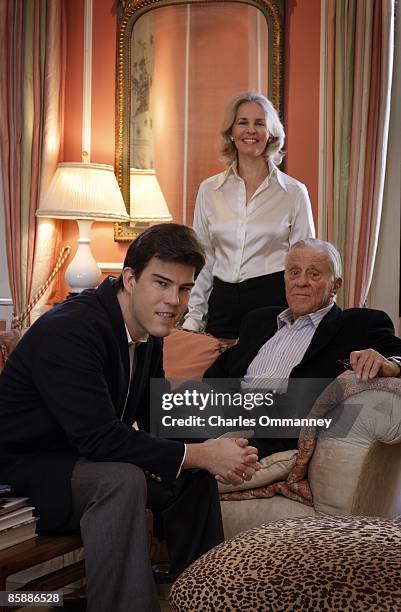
183 163 315 331
241 303 335 391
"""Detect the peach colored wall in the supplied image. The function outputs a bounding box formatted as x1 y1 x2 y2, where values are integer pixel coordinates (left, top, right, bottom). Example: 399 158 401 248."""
153 6 187 224
284 0 321 220
62 0 321 272
64 0 84 162
91 1 116 166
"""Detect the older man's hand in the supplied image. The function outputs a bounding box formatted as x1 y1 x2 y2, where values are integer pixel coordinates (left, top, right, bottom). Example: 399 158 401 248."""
349 349 401 380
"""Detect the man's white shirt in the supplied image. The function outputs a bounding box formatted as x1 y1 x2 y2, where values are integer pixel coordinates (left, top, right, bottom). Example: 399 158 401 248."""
241 303 335 392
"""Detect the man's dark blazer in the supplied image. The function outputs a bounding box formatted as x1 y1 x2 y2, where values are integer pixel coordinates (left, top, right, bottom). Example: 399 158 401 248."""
206 304 401 381
0 277 184 531
205 304 401 453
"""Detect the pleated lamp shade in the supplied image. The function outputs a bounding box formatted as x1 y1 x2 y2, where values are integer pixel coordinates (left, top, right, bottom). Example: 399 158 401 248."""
130 168 172 224
37 163 129 222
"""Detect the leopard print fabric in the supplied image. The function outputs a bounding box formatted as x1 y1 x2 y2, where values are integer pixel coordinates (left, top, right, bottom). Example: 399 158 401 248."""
170 515 401 611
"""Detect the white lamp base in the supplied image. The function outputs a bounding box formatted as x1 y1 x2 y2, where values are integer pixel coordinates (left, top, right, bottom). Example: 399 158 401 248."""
65 219 101 293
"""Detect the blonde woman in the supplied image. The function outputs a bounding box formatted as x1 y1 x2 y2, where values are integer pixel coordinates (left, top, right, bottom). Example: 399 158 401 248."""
183 91 315 339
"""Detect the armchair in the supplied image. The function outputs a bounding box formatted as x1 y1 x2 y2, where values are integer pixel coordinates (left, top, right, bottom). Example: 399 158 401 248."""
220 381 401 538
163 330 401 539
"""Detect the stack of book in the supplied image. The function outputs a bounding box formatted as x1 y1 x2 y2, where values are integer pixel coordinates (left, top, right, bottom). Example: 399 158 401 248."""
0 484 38 551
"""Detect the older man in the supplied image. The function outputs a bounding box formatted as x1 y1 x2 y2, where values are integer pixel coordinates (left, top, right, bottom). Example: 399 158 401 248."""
205 238 401 457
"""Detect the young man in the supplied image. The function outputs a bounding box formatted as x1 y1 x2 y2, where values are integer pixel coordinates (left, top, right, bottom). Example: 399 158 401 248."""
0 223 259 612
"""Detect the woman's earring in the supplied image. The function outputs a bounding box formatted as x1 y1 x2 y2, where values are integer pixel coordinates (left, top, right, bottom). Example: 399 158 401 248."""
230 135 234 142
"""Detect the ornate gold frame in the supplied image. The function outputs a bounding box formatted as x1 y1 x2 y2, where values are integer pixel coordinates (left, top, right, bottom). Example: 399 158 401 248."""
114 0 284 241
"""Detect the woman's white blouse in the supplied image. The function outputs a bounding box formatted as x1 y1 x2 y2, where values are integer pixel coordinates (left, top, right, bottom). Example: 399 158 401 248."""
183 163 315 332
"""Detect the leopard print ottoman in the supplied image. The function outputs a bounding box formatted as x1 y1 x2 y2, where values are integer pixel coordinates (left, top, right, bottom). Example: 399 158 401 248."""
169 515 401 611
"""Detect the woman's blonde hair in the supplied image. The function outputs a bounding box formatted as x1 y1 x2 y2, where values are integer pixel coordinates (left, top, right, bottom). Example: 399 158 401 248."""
220 91 285 165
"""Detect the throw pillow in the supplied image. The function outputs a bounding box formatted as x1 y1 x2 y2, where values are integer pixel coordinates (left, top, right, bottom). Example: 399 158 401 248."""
163 328 233 381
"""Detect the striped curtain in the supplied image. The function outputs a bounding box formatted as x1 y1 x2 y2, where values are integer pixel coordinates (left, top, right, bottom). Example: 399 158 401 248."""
0 0 66 326
322 0 394 307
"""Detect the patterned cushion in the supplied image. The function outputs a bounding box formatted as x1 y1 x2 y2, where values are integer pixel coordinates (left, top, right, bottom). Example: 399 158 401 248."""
170 515 401 611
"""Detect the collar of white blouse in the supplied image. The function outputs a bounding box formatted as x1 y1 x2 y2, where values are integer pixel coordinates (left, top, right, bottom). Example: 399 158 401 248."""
213 161 288 193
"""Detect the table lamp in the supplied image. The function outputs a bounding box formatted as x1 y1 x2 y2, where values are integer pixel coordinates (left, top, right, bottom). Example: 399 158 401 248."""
37 162 129 293
130 168 172 232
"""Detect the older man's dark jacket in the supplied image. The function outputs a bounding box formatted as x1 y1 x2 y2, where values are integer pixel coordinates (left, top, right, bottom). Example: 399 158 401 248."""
0 277 184 530
205 304 401 455
206 304 401 380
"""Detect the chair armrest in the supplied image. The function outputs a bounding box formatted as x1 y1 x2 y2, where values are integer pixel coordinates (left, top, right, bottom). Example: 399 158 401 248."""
309 386 401 518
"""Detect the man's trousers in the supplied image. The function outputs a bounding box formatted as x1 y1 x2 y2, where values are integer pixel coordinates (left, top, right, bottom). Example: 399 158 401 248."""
66 459 224 612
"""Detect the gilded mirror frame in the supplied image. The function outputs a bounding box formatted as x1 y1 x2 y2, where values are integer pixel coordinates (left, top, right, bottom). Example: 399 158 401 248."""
114 0 284 241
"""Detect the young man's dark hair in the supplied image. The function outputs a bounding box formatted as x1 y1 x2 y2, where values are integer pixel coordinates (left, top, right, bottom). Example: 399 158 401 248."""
116 223 205 290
